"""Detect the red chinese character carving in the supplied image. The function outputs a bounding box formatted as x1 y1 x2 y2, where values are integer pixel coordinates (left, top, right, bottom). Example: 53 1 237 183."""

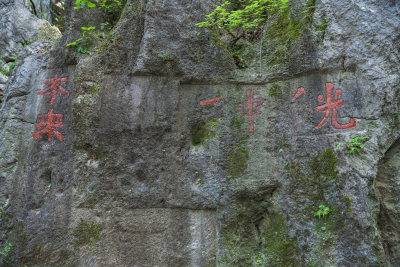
200 96 222 106
38 74 68 105
315 83 356 129
32 109 64 141
238 89 265 135
292 86 306 101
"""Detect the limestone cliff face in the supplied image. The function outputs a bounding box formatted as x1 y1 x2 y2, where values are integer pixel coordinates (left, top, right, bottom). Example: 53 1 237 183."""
0 0 399 266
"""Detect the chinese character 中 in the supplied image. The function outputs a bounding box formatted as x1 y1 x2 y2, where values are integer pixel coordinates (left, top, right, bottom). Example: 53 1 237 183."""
32 109 64 141
38 74 69 105
238 89 265 136
315 83 356 129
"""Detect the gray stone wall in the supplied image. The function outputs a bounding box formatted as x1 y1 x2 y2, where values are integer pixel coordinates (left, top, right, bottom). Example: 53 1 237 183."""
0 0 399 266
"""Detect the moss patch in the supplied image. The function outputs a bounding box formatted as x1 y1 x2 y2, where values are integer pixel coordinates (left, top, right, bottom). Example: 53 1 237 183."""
308 148 338 181
266 8 303 66
308 212 338 265
268 83 283 98
309 149 338 202
342 194 353 212
92 149 107 161
87 82 102 95
72 220 101 249
226 142 249 178
131 0 144 14
221 201 300 266
191 118 219 146
230 117 242 130
262 214 300 265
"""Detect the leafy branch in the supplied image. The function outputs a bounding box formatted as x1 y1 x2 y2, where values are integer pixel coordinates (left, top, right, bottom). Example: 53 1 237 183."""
0 54 17 75
314 205 330 219
74 0 122 10
195 0 289 68
337 135 370 154
196 0 288 37
67 26 100 54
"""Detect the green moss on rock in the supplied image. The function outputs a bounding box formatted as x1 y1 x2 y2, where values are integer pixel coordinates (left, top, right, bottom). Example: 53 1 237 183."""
262 214 300 266
191 118 219 146
230 117 242 130
72 220 101 249
266 8 304 66
87 82 102 95
268 83 283 98
221 201 300 266
92 149 107 161
308 148 338 181
226 143 249 178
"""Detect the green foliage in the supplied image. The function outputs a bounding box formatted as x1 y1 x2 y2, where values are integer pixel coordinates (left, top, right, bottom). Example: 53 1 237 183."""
74 0 122 10
158 52 171 61
98 0 123 9
196 0 289 67
70 0 123 52
67 26 100 54
316 16 327 33
314 204 330 219
46 183 52 193
19 40 31 47
337 134 370 154
0 54 17 75
196 0 288 32
256 253 263 265
303 0 316 23
74 0 97 9
100 21 111 30
0 241 12 264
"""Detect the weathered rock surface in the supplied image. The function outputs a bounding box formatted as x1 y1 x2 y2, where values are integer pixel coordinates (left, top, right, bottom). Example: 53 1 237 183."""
0 0 400 266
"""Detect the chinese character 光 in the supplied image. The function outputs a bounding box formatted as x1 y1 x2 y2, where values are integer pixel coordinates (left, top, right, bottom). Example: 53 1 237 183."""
238 89 265 136
315 83 356 129
292 86 306 101
32 109 64 141
38 74 68 105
